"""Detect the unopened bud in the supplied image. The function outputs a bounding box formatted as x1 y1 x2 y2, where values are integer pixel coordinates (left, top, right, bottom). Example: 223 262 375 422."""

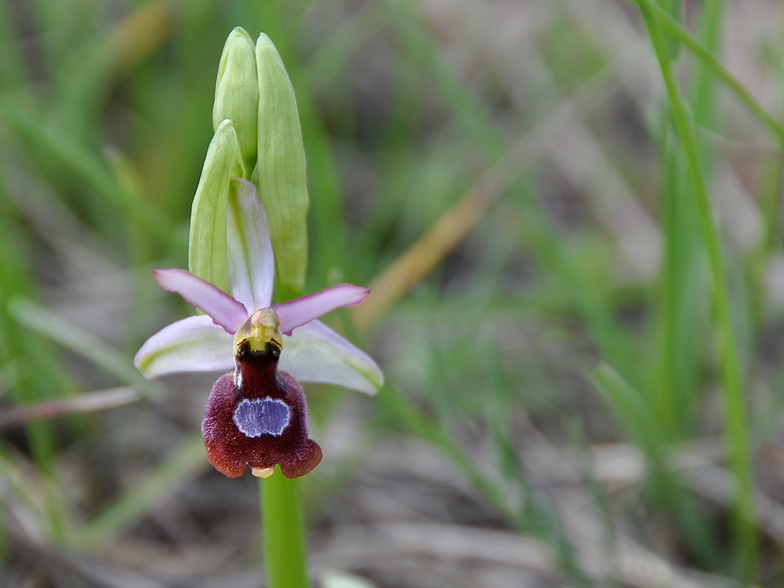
213 27 259 176
189 119 245 293
256 33 308 295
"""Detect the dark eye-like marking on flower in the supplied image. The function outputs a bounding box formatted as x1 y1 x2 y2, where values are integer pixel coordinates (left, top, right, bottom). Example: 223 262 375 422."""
233 397 292 437
236 338 281 361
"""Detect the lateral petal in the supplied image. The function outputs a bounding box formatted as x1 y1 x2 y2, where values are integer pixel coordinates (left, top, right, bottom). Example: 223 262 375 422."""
280 320 383 394
153 268 247 334
227 178 275 310
134 315 234 378
272 284 371 336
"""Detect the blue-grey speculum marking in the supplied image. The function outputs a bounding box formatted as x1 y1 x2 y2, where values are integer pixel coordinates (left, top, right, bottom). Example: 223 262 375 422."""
233 398 291 437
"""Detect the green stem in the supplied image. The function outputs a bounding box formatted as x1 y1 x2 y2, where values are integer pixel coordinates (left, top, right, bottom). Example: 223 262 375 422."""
261 468 311 588
639 0 757 578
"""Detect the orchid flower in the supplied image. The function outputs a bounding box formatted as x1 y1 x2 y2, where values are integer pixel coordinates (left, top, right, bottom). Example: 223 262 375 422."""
134 179 383 479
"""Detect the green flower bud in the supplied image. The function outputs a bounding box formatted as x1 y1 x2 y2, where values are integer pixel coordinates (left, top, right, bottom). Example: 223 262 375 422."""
256 33 309 295
189 119 245 294
213 27 259 176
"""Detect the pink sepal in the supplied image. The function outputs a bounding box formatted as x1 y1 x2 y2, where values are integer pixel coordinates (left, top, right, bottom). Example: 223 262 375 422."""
272 284 371 335
152 268 248 334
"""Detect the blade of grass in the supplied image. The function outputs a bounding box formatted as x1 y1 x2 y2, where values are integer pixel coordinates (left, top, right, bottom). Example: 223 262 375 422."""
352 48 635 353
639 0 757 576
0 97 181 252
655 0 681 58
375 377 593 586
0 387 142 429
651 4 728 566
689 0 724 133
756 153 784 251
652 0 725 441
0 0 31 90
366 3 653 391
363 45 427 275
306 2 389 94
655 130 704 438
53 0 177 144
383 0 505 159
0 183 74 542
77 434 206 550
513 192 641 386
485 342 589 586
296 86 351 289
0 445 51 542
591 363 721 567
9 298 164 399
592 363 665 456
626 0 784 146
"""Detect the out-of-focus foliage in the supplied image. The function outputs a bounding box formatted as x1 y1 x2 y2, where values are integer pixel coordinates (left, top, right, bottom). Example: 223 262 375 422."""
2 0 784 586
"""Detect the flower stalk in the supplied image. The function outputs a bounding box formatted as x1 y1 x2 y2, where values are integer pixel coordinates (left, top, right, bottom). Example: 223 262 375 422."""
254 34 311 584
262 467 311 588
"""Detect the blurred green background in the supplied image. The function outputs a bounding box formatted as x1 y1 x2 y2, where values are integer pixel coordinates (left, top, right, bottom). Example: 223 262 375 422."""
1 0 784 586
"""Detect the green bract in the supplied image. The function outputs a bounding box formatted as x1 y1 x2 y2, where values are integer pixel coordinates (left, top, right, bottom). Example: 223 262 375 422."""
213 27 259 176
188 119 245 294
256 33 309 295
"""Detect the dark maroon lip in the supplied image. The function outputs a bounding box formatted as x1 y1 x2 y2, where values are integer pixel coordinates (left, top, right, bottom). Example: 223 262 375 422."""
201 345 322 479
